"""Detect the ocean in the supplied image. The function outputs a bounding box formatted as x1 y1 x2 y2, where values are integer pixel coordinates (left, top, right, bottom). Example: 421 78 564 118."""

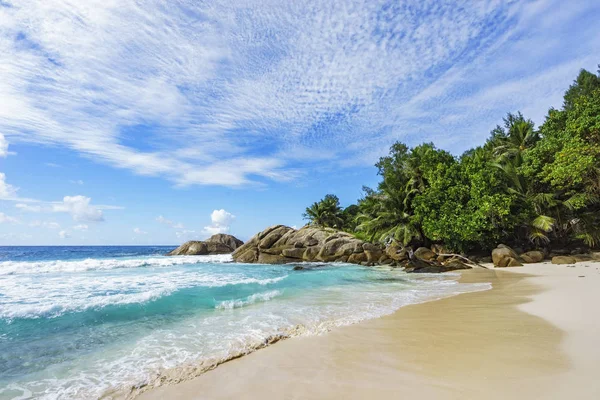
0 246 490 399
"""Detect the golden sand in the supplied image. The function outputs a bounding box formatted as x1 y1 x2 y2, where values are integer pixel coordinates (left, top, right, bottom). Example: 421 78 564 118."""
139 262 600 400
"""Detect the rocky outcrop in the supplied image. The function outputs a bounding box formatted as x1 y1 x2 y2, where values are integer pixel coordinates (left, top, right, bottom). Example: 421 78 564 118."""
208 233 244 250
551 256 577 265
232 225 474 273
168 234 244 256
492 244 523 268
232 225 383 265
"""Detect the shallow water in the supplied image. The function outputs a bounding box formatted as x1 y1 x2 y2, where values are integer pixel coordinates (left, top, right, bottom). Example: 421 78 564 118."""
0 246 490 399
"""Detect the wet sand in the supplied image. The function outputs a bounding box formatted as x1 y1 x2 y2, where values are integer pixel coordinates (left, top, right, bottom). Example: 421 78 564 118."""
139 261 600 400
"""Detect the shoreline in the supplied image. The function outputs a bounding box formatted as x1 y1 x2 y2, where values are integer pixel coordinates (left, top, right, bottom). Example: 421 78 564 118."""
138 261 600 400
106 267 489 400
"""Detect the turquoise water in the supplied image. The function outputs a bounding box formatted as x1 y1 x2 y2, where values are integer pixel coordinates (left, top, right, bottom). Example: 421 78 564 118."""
0 246 489 399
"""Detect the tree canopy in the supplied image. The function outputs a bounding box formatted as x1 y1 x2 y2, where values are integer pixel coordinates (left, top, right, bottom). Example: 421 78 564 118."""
304 65 600 253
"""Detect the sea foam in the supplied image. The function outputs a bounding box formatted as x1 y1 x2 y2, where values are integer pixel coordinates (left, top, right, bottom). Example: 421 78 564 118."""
0 254 233 275
215 290 284 310
0 267 288 320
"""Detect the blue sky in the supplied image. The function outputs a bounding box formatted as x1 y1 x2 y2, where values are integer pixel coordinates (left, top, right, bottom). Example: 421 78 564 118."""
0 0 599 245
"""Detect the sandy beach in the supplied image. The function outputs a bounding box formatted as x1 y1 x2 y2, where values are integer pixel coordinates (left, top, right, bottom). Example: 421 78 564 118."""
138 261 600 400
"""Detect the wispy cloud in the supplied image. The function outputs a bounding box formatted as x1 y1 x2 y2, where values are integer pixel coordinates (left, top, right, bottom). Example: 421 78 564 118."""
156 215 185 229
15 203 41 212
133 227 147 235
2 172 122 221
0 173 18 199
0 133 9 157
0 212 19 224
0 0 598 184
29 221 61 229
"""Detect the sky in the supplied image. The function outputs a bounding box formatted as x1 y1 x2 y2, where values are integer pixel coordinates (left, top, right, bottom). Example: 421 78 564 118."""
0 0 599 245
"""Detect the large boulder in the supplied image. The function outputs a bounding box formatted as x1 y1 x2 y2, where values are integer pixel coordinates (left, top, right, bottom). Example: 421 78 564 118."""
167 234 244 256
208 233 244 250
492 245 523 268
414 247 436 261
386 243 408 262
520 251 544 263
551 256 577 265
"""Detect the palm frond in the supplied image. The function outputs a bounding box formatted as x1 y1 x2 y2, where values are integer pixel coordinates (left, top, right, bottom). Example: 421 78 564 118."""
531 215 556 232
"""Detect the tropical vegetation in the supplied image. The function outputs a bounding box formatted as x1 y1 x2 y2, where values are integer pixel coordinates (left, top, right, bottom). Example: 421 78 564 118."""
303 66 600 253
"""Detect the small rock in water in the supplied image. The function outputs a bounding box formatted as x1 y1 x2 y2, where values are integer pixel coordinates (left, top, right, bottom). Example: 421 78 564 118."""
292 265 305 271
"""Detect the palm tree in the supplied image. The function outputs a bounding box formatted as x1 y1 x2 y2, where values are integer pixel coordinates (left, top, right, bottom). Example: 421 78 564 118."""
495 155 600 247
355 186 422 246
303 194 344 228
493 114 538 165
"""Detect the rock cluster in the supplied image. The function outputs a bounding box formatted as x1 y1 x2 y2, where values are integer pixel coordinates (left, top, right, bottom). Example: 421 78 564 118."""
167 234 244 256
491 244 600 267
491 244 524 267
232 225 473 273
232 225 384 264
491 244 545 267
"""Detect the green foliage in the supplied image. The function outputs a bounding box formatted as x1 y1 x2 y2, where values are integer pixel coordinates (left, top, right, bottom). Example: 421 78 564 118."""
563 66 600 110
304 65 600 251
303 194 344 229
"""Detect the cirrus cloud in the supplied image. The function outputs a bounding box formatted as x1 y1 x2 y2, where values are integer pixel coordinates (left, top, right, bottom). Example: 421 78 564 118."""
0 134 9 158
15 203 41 212
0 0 598 188
0 212 19 224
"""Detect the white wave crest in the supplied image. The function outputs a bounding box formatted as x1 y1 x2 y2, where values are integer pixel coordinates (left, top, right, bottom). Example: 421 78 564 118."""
215 290 283 310
0 271 288 320
0 254 233 275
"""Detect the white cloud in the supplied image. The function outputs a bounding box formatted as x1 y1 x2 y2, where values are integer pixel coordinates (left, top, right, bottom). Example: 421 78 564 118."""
0 0 598 185
70 180 84 185
0 212 19 224
52 196 104 222
29 220 61 229
0 134 8 157
211 209 235 227
156 215 171 225
15 203 41 212
133 227 147 235
1 174 122 218
73 224 88 231
0 173 18 199
202 209 235 236
58 230 71 239
156 215 184 229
